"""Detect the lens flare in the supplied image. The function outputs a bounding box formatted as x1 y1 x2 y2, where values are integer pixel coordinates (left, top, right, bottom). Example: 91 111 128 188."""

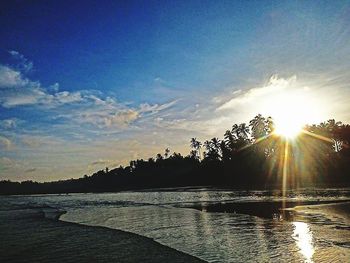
262 84 323 139
274 118 303 138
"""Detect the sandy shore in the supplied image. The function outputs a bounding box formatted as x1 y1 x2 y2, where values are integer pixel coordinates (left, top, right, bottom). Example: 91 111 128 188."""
183 199 349 219
0 207 205 263
292 201 350 224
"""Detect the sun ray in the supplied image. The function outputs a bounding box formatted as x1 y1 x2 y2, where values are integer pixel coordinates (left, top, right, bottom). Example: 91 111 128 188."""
282 140 289 202
238 133 273 152
301 129 334 143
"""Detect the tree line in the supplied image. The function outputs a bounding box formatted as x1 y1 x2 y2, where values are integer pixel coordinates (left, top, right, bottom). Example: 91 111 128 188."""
1 114 350 195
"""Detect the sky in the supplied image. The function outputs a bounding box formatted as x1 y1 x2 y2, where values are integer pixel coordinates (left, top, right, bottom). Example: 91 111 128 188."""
1 0 350 181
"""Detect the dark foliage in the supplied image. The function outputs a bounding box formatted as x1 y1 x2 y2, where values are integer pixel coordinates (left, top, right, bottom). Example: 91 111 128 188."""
1 115 350 195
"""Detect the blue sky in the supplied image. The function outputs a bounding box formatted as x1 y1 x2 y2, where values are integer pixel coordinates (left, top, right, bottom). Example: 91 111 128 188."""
1 0 350 181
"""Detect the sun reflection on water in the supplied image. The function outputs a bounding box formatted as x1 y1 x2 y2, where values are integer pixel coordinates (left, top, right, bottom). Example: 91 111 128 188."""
292 221 315 263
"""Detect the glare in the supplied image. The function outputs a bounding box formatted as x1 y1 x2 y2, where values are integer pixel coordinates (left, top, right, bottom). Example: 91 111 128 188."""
292 222 314 263
263 87 322 139
274 117 303 138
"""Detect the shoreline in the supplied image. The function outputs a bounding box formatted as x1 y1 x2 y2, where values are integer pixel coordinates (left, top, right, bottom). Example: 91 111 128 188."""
2 185 349 196
0 207 206 263
1 196 349 262
180 199 350 219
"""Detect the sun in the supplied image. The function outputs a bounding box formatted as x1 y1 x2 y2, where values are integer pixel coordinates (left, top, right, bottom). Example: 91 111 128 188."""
273 116 303 138
262 88 322 139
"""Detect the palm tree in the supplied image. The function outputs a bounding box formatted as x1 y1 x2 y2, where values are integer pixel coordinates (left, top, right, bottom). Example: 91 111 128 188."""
203 140 210 150
196 141 202 159
165 148 170 158
156 153 163 162
224 129 236 151
190 138 202 159
231 124 239 138
190 138 197 149
220 140 231 161
130 160 137 171
265 116 275 134
189 150 198 160
203 138 221 161
210 137 221 150
249 114 267 141
237 123 250 140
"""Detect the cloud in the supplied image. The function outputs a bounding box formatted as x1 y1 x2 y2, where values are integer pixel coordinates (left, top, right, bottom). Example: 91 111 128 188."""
217 75 296 111
0 118 23 129
0 157 16 171
8 50 33 72
47 91 83 106
1 86 42 107
0 65 29 88
0 156 27 176
20 135 63 148
0 157 14 166
0 136 13 150
0 54 179 135
103 109 139 127
0 66 83 108
48 82 60 92
139 100 178 114
72 108 139 129
21 137 42 148
24 168 36 173
89 159 111 166
57 97 178 130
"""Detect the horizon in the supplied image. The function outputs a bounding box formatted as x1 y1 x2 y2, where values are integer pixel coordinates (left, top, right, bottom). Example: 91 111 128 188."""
1 1 350 182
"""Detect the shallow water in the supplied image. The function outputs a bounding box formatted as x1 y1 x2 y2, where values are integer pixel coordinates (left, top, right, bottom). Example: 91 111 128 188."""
2 188 350 262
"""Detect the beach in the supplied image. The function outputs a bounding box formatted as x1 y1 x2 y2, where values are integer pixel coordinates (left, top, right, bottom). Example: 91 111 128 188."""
1 190 349 262
0 206 205 263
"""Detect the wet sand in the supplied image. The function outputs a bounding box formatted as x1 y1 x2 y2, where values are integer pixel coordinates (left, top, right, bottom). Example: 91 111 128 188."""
182 199 349 219
0 207 205 263
292 201 350 262
293 201 350 222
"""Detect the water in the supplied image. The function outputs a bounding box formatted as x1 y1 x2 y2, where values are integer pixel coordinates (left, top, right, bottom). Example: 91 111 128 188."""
2 188 350 262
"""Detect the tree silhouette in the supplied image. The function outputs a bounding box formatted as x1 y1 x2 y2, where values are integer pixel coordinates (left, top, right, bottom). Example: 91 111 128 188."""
203 138 221 161
224 129 236 151
190 138 202 160
156 153 163 162
1 114 350 195
165 148 170 158
249 114 267 140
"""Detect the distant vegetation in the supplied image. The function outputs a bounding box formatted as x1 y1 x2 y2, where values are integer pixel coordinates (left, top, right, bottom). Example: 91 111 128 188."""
1 114 350 195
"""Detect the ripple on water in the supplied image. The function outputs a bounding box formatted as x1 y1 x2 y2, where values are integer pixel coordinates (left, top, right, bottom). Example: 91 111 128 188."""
2 188 350 262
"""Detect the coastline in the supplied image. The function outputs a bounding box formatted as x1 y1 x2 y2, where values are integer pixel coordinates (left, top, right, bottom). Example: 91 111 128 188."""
180 199 350 219
0 206 206 263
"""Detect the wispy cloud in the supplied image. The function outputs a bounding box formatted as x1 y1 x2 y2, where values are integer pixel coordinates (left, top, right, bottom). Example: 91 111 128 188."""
8 50 33 73
0 157 14 166
21 136 43 148
57 95 178 130
0 51 187 180
1 46 350 182
103 109 139 127
24 168 36 173
89 159 111 166
0 59 179 133
0 58 84 108
0 118 23 129
0 74 84 108
217 75 296 111
0 157 18 171
139 100 178 114
0 135 13 151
